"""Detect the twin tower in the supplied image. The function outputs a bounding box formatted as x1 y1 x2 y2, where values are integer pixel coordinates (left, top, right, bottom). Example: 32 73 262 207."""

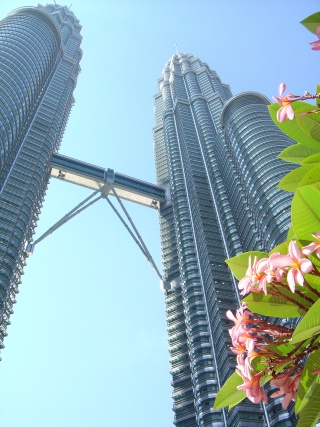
0 4 295 427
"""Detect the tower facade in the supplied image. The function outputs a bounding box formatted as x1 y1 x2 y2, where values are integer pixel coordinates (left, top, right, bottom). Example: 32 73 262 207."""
0 4 82 351
153 54 294 427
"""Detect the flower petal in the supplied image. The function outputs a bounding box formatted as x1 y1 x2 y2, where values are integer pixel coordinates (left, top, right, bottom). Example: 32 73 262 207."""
289 241 302 261
272 96 283 106
279 83 286 96
310 40 320 50
278 106 289 122
282 392 294 409
300 258 313 274
286 105 294 120
226 310 237 323
287 269 296 293
302 242 318 256
270 254 292 269
294 268 304 287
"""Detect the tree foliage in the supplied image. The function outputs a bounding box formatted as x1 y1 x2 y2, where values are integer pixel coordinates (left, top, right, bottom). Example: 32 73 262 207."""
215 12 320 427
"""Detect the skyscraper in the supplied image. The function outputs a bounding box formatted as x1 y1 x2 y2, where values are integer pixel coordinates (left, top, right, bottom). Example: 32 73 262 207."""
153 53 294 426
0 4 82 350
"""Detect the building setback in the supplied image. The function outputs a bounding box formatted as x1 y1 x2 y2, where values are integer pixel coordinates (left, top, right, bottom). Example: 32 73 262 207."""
0 4 82 350
153 53 295 427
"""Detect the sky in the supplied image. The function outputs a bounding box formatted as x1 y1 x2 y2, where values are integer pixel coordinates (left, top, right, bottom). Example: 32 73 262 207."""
0 1 319 427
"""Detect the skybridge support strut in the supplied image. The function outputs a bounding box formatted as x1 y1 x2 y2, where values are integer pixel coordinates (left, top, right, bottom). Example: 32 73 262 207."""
26 189 103 254
26 183 163 281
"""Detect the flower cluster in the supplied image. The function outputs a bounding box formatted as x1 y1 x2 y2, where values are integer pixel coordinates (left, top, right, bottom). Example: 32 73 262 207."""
227 305 298 407
272 83 300 122
216 18 320 424
226 236 320 409
239 240 314 295
273 83 320 122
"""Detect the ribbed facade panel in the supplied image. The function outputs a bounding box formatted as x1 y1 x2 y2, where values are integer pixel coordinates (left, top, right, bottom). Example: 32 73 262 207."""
0 4 82 353
153 53 296 426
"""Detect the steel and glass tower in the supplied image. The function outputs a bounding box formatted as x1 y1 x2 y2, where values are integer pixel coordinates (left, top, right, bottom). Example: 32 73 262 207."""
153 53 295 427
0 4 82 351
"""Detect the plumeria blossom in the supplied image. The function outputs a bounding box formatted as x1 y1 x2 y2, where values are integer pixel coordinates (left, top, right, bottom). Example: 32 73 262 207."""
238 256 273 295
302 232 320 258
254 256 280 293
310 24 320 50
237 368 268 404
236 353 267 404
270 372 301 409
226 306 255 354
244 338 260 372
239 253 290 296
226 306 291 358
269 241 313 293
223 236 320 413
238 256 260 295
272 83 297 122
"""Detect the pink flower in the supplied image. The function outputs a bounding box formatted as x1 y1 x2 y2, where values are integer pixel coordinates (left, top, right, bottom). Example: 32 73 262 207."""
238 256 259 295
255 257 279 293
244 338 259 372
270 372 301 409
272 83 296 122
302 233 320 258
310 25 320 50
227 307 253 354
237 369 268 404
238 256 271 295
270 241 313 293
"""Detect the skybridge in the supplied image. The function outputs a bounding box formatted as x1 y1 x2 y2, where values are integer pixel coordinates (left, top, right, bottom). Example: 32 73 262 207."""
50 153 166 209
26 154 167 281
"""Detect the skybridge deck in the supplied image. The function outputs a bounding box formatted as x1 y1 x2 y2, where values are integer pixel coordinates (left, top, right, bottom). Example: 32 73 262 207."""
50 154 166 209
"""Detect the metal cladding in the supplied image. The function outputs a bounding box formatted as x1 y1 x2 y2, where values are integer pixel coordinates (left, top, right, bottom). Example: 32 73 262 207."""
0 4 82 352
153 53 296 427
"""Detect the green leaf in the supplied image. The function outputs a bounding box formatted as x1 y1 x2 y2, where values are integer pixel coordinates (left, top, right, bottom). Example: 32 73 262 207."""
292 298 320 343
302 152 320 164
299 164 320 187
241 293 306 318
214 372 246 410
268 342 298 357
287 226 297 240
301 12 320 34
278 165 313 192
274 284 313 311
296 348 320 414
296 114 320 143
268 102 320 149
279 145 319 164
296 391 320 427
310 181 320 193
226 251 268 280
251 355 266 372
304 273 320 291
292 186 320 240
269 240 290 255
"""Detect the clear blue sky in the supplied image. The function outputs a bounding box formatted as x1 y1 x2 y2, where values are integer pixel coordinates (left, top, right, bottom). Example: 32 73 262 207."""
0 1 319 426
